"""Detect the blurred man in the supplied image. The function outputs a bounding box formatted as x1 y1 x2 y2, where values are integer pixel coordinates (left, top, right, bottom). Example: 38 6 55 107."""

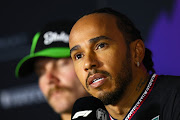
15 21 89 120
69 8 180 120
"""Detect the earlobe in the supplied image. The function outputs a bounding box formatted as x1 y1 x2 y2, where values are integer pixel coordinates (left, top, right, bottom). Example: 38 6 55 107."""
133 39 145 66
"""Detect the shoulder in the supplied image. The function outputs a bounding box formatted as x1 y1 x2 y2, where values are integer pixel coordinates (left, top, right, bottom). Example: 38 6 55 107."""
156 75 180 119
153 74 180 104
156 75 180 89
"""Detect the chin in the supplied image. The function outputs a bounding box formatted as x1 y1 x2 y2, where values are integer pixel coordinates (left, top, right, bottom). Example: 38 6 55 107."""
49 97 73 113
52 102 73 114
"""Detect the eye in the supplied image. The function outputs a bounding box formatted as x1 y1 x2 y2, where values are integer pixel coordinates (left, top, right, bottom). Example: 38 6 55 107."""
74 53 84 60
95 43 108 50
57 60 69 67
36 69 45 77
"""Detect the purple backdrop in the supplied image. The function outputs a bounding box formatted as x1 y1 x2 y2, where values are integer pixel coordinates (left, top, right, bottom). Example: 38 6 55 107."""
146 0 180 76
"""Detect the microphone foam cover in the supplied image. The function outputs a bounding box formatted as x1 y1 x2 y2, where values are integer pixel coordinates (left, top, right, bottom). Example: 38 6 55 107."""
71 96 110 120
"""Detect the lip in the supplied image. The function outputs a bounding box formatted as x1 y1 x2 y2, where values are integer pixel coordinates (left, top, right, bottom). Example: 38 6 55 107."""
87 73 108 88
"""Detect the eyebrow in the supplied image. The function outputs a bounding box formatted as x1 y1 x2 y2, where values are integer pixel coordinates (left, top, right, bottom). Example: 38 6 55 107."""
70 36 111 54
89 36 111 43
70 45 81 55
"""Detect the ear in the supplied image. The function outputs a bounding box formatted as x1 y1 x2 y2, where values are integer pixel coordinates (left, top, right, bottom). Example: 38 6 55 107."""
130 39 145 67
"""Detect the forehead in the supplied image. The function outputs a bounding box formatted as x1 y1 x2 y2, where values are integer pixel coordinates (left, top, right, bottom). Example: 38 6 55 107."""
69 13 123 48
34 58 56 67
35 57 68 66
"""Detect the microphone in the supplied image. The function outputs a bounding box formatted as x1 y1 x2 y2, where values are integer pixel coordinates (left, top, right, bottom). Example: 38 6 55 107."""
71 96 110 120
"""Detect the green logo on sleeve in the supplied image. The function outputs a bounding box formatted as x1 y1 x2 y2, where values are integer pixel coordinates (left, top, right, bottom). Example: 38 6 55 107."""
152 115 159 120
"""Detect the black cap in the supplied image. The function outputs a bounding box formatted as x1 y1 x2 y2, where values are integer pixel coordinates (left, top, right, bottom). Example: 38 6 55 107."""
15 20 74 77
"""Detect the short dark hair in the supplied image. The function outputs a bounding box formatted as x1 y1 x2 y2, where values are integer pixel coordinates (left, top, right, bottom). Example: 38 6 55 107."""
85 7 155 73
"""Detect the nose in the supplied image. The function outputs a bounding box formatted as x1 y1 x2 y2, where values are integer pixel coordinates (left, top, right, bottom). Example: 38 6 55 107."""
48 72 60 85
84 52 99 72
44 66 60 85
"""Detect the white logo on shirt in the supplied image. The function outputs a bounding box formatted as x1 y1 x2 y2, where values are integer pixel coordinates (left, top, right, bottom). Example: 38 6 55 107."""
43 31 69 45
72 110 92 119
96 108 108 120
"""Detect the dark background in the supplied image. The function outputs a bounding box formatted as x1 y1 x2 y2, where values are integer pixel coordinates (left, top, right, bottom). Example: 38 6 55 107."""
0 0 179 120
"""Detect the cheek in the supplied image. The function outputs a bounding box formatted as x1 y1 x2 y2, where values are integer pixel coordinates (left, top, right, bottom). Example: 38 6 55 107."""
38 79 48 97
107 54 122 69
66 67 77 78
62 68 80 86
99 49 126 77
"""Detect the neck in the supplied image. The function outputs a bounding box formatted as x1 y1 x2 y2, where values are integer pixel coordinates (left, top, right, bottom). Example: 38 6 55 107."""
61 113 71 120
106 66 149 120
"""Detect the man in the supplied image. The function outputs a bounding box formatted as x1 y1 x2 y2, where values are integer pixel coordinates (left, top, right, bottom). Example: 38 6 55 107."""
15 20 89 120
69 8 180 120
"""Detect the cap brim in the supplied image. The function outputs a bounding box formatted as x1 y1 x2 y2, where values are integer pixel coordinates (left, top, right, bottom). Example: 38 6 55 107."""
15 47 70 78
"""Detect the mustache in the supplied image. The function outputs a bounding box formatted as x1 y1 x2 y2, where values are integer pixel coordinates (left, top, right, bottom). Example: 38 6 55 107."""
47 86 71 100
85 70 111 89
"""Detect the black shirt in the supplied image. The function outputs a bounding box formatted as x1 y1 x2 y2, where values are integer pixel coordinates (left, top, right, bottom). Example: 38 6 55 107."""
110 74 180 120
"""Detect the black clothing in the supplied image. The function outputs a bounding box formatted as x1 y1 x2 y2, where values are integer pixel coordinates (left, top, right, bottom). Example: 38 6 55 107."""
110 74 180 120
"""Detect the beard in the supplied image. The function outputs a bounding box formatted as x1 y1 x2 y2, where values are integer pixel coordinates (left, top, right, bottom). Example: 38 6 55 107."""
98 50 132 105
47 86 73 114
47 86 72 101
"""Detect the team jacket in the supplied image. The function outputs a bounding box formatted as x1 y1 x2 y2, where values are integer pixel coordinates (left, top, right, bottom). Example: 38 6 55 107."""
110 74 180 120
